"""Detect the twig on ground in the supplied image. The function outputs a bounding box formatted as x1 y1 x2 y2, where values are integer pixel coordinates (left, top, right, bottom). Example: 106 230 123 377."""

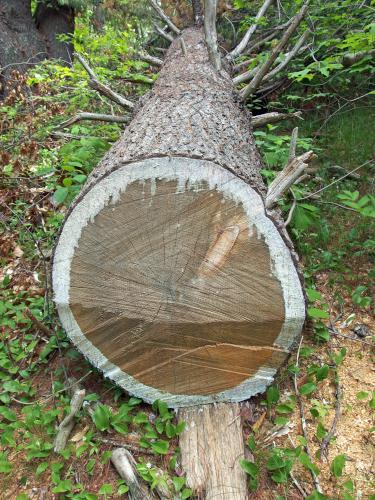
320 372 342 458
299 159 372 201
54 382 86 453
294 336 323 494
24 307 54 337
138 52 163 67
111 448 153 500
180 37 187 57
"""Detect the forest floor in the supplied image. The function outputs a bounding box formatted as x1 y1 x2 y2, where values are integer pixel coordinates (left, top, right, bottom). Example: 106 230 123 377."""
0 70 374 500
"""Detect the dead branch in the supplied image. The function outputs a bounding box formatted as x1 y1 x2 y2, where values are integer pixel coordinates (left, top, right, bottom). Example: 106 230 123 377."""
50 131 112 141
320 374 342 458
328 164 361 180
58 112 128 129
154 24 174 43
148 0 180 35
266 150 315 208
234 32 309 86
251 110 302 128
284 191 297 226
233 66 258 85
262 30 310 82
138 52 163 67
24 308 54 337
75 53 134 110
204 0 222 70
54 384 86 453
204 0 221 71
240 1 310 99
294 337 323 494
111 448 153 500
289 126 299 161
342 48 375 67
227 0 274 60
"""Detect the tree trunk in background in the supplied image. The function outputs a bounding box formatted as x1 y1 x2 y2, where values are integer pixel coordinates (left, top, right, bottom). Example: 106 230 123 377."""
0 0 75 94
0 0 46 91
35 0 75 63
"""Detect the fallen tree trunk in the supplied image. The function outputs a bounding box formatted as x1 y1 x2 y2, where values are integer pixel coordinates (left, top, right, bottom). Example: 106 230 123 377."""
53 27 305 498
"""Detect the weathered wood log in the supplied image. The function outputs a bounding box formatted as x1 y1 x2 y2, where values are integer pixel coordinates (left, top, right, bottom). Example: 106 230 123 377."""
179 403 247 499
53 27 305 499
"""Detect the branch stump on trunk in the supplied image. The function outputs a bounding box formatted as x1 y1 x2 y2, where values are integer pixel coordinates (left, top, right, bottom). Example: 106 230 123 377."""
53 27 305 499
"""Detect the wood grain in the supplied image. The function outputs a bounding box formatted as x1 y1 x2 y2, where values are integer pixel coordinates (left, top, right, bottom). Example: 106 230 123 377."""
69 176 285 396
179 403 247 499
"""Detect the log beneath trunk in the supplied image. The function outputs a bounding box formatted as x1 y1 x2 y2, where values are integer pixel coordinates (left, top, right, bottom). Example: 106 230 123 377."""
179 403 247 499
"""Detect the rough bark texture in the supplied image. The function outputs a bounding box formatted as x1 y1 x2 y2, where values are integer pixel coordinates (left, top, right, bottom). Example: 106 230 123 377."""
70 27 265 214
35 0 75 63
0 0 46 90
0 0 75 93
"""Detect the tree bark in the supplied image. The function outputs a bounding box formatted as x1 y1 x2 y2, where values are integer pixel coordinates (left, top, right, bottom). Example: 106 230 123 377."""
0 0 75 93
35 0 75 63
0 0 46 91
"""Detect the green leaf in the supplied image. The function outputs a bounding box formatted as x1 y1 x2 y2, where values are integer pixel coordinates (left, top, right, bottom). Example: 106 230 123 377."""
0 406 17 421
181 488 193 499
239 459 258 479
151 440 169 455
53 187 69 205
316 365 329 381
266 386 280 408
36 462 49 477
92 404 111 431
172 475 185 492
308 308 330 319
356 391 369 400
98 483 113 495
331 454 346 478
52 479 72 493
300 383 317 396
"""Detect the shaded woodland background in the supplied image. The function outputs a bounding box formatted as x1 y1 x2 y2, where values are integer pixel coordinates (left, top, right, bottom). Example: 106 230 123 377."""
0 0 374 498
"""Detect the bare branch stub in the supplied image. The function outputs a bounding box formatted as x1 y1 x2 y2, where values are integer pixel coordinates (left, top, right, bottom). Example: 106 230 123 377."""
266 150 316 208
240 1 310 99
204 0 221 70
138 52 163 67
111 448 152 500
154 24 174 43
251 110 302 128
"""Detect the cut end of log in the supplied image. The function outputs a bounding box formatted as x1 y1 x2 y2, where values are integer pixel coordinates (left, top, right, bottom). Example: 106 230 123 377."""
53 157 305 407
